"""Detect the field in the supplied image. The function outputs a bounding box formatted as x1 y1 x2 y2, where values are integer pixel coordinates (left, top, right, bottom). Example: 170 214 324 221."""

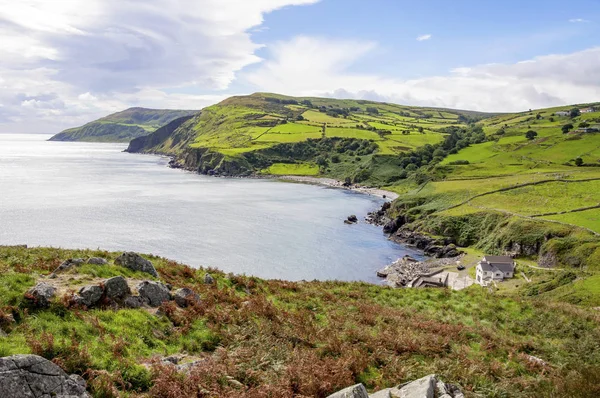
261 163 320 176
0 246 599 397
421 105 600 234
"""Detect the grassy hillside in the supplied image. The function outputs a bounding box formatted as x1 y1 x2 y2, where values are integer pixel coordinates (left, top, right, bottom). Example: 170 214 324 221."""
1 246 598 397
128 93 495 184
49 108 198 143
384 103 600 303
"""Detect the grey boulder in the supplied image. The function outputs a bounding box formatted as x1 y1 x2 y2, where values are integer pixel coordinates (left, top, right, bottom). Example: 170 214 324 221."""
365 375 463 398
114 252 158 277
104 276 130 300
137 281 171 307
87 257 107 265
390 374 435 398
77 285 104 307
173 288 201 307
50 258 85 276
0 354 90 398
25 282 56 307
369 389 392 398
203 273 215 284
123 295 146 308
327 384 369 398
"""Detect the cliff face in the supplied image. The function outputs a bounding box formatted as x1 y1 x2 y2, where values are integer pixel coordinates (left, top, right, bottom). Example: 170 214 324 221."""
126 115 196 154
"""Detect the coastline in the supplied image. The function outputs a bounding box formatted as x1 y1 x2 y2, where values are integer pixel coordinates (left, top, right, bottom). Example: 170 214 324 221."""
263 175 399 200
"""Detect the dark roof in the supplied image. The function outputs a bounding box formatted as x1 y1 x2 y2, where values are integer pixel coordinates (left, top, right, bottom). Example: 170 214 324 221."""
483 255 514 264
490 262 515 273
479 262 495 272
480 260 515 274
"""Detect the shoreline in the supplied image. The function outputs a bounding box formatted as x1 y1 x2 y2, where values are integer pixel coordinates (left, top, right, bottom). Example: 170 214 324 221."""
273 175 399 200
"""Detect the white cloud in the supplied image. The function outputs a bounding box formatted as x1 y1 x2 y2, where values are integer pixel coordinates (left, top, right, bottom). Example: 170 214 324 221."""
0 0 319 133
569 18 589 23
245 36 600 112
416 34 432 41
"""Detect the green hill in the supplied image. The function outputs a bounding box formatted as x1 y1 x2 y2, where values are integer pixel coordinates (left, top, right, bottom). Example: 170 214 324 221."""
126 93 497 183
49 107 198 143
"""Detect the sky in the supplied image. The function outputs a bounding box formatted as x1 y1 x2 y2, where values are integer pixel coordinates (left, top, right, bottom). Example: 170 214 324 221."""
1 0 599 133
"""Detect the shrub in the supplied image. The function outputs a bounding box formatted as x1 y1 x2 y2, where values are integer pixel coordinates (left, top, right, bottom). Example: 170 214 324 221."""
448 160 470 165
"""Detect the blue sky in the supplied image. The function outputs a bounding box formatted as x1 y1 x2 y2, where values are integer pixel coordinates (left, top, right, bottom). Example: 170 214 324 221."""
0 0 599 133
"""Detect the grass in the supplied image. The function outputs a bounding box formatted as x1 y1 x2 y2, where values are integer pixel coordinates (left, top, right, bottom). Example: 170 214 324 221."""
0 246 599 397
261 163 320 176
543 208 600 234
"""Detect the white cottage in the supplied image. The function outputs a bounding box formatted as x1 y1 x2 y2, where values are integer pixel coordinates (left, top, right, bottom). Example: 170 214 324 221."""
476 256 515 286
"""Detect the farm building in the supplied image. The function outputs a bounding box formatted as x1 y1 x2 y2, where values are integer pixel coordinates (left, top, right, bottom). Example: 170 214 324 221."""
476 255 515 286
555 111 570 116
580 108 596 113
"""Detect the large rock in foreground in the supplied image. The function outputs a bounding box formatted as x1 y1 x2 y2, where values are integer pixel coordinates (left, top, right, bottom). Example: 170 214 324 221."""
115 252 158 277
0 354 90 398
327 383 369 397
328 374 463 398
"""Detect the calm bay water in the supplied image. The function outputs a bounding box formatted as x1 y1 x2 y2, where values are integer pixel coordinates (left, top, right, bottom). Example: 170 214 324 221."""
0 134 420 282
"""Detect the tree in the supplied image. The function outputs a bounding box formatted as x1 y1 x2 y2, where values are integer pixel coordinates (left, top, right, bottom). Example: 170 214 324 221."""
296 115 305 121
536 113 542 120
575 157 584 167
418 126 424 134
366 107 379 115
570 108 581 118
562 123 574 134
525 130 538 140
579 122 590 128
549 117 554 122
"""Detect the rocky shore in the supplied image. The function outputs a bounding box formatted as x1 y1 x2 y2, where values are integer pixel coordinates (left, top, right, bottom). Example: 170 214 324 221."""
275 175 399 200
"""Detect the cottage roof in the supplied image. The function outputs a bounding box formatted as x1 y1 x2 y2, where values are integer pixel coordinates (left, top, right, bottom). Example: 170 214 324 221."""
479 256 515 274
483 255 514 264
479 262 495 271
489 262 515 273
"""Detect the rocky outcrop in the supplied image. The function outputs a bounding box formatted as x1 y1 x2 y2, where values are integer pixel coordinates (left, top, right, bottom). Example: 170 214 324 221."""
174 288 201 307
365 202 392 227
104 276 131 300
25 283 56 308
378 257 433 288
327 383 369 398
0 354 90 398
137 281 171 307
345 215 358 224
391 229 462 258
114 252 158 277
77 285 104 307
328 375 463 398
50 258 84 276
87 257 107 265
